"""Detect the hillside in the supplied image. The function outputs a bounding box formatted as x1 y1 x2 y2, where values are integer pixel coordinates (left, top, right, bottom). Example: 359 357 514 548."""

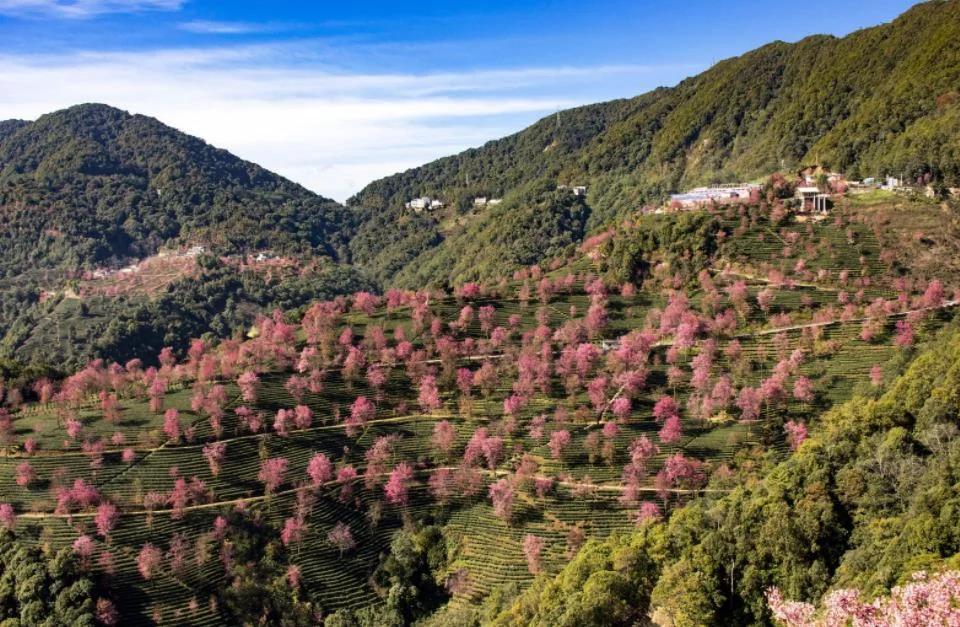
0 196 956 625
0 104 377 375
347 0 960 287
0 103 356 279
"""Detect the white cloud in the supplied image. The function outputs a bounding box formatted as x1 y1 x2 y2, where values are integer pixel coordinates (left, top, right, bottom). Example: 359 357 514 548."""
0 0 183 18
178 20 283 35
0 44 692 201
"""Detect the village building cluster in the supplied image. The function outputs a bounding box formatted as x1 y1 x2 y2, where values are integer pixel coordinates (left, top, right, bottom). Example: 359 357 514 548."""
404 197 445 212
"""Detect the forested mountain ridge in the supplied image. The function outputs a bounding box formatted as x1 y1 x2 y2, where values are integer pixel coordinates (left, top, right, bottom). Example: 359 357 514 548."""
0 103 356 279
347 0 960 287
0 104 376 375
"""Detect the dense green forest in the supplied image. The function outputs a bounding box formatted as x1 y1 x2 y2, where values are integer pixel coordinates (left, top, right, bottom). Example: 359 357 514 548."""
348 0 960 287
0 104 355 279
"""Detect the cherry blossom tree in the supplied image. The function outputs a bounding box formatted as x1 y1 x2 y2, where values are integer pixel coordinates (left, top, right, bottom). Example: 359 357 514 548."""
653 395 679 423
757 287 775 313
610 396 631 421
418 375 442 413
202 442 227 477
793 377 814 404
658 415 683 444
489 478 514 522
784 420 808 451
258 457 289 495
346 396 375 437
307 452 333 487
894 319 914 347
237 371 259 404
281 517 308 548
736 386 763 422
327 522 356 556
766 570 960 627
548 430 572 460
0 503 14 530
72 535 95 570
14 462 35 487
136 543 163 580
384 463 414 506
432 420 457 458
285 375 309 403
654 453 706 499
95 599 119 626
428 468 454 503
94 502 119 539
336 466 358 503
523 534 545 574
162 409 181 443
273 408 292 436
922 278 946 308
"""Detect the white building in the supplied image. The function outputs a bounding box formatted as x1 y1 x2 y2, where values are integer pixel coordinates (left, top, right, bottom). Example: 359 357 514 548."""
405 197 444 212
670 183 761 208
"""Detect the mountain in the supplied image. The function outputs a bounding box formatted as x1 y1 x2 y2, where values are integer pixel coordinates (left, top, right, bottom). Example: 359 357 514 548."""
0 119 28 142
347 0 960 288
0 104 373 375
0 103 356 280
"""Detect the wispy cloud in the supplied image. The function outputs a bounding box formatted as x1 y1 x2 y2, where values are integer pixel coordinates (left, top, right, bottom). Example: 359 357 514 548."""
0 0 183 18
178 20 286 35
0 43 694 200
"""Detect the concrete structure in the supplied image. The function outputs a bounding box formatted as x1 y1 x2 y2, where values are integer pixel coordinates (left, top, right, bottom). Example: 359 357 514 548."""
572 186 587 197
796 187 829 213
405 197 444 212
670 183 761 207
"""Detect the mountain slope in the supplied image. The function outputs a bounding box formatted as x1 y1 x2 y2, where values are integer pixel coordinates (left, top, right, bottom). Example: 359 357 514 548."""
348 0 960 288
0 103 356 279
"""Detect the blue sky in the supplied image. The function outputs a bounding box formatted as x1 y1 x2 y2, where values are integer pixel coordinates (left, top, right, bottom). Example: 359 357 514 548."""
0 0 919 200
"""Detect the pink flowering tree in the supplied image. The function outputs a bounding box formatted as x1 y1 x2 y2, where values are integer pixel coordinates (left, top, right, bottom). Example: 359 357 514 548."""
346 396 375 437
258 457 289 496
548 430 572 461
202 441 227 477
654 453 706 500
237 371 260 404
136 543 163 580
432 420 457 459
418 375 442 413
523 534 545 574
327 522 356 557
792 377 814 404
652 396 679 423
766 570 960 627
162 409 181 443
94 502 119 539
783 420 808 451
384 463 414 506
489 478 514 522
336 466 358 504
15 462 35 487
0 504 15 530
658 415 683 444
307 452 333 487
